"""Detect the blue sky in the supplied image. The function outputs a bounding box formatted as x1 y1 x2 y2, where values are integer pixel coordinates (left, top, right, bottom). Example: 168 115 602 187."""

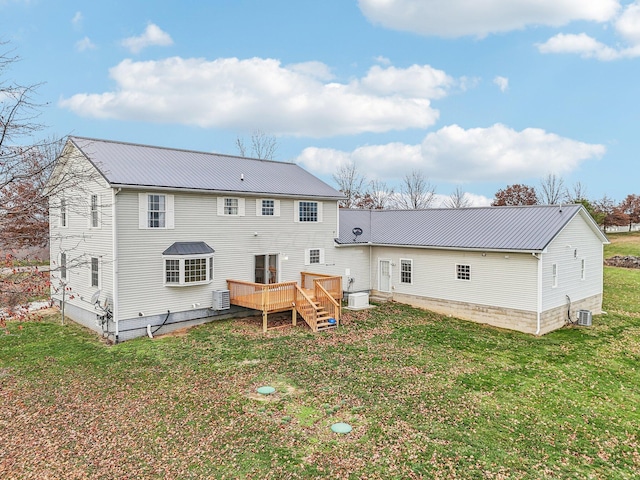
2 0 638 205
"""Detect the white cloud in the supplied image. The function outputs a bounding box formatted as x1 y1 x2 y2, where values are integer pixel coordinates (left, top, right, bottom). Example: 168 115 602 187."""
358 0 620 38
121 23 173 54
374 55 392 65
493 76 509 92
60 57 452 137
71 11 82 27
538 1 640 60
296 124 605 183
75 36 96 52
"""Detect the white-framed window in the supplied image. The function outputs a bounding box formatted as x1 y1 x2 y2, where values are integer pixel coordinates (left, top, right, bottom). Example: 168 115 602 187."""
163 255 214 286
90 194 100 228
217 197 245 216
60 198 67 228
257 199 280 217
90 257 100 288
138 193 174 229
60 252 67 280
581 259 586 280
400 258 413 284
305 248 325 266
456 264 470 281
295 200 323 223
552 263 558 288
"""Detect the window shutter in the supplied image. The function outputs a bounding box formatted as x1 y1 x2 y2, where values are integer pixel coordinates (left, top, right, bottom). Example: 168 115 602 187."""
238 198 245 216
217 197 224 216
256 199 263 216
274 200 280 217
317 201 323 223
139 193 148 229
294 201 300 222
304 248 310 265
319 248 325 264
166 194 175 229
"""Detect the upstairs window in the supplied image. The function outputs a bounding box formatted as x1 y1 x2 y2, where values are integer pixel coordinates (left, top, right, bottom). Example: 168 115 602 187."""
552 264 558 288
60 252 67 280
139 193 174 229
262 199 274 216
456 264 470 281
296 201 322 223
90 194 100 228
148 194 166 228
217 197 245 216
581 259 586 280
90 257 100 288
224 198 238 215
60 198 67 227
256 199 280 217
305 248 325 266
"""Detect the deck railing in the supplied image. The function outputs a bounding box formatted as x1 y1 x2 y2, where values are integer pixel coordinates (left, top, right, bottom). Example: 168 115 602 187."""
300 272 342 301
227 280 296 311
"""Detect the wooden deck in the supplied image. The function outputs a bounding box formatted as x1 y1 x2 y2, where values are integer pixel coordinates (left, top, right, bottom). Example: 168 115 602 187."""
227 272 342 333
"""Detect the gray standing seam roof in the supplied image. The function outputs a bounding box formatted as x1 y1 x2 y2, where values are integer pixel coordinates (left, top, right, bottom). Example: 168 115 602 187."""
337 204 598 252
69 136 344 199
162 242 215 256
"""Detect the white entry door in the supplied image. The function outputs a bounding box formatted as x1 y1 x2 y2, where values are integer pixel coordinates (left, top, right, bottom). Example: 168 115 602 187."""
379 260 391 292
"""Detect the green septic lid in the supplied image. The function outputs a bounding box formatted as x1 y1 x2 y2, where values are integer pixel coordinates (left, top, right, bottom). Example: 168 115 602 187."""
331 422 352 434
257 386 276 395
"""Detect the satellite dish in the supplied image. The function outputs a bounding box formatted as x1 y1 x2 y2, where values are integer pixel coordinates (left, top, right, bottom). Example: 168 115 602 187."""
90 290 101 305
352 227 363 241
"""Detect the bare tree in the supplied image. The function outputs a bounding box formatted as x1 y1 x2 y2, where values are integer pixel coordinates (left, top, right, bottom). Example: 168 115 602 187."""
365 179 395 210
445 185 472 208
394 170 436 209
492 184 538 206
235 129 278 160
566 181 588 203
332 161 366 208
539 173 567 205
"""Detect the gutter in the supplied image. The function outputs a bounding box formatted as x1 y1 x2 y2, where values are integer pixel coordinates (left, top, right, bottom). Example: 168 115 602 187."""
112 188 120 343
334 242 543 255
108 183 343 201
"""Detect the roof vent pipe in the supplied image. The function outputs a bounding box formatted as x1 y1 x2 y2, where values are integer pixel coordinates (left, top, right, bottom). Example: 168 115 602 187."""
241 173 244 181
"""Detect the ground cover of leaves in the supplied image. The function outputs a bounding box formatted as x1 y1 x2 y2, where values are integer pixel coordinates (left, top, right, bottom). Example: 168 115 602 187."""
2 270 640 479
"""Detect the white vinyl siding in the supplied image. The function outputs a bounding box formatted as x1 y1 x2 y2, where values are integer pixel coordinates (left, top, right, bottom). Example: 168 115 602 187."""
217 197 245 216
305 248 325 266
138 193 174 229
370 246 539 312
256 199 280 217
294 200 322 223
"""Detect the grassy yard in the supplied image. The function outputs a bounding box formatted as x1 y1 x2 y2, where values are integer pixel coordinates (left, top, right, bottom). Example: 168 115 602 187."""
1 247 640 478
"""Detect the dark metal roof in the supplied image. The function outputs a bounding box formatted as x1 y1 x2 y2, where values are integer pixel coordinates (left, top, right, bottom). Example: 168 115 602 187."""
69 136 343 199
336 204 605 252
163 242 215 256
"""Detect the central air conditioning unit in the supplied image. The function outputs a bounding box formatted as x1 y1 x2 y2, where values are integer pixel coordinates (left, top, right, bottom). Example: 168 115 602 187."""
348 292 369 309
212 289 230 310
577 309 592 327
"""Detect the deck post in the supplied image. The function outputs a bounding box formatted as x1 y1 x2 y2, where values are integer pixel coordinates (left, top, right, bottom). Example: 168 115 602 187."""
263 310 268 333
292 307 297 326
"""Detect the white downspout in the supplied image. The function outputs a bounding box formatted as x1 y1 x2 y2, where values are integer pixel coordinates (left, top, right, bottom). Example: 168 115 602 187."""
112 188 120 343
534 252 542 335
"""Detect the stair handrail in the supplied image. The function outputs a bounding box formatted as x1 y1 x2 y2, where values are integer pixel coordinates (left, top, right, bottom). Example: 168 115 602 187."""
294 284 319 331
314 281 341 326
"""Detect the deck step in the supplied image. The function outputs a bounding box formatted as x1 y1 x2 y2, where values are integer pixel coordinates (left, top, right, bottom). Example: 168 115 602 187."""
316 322 337 330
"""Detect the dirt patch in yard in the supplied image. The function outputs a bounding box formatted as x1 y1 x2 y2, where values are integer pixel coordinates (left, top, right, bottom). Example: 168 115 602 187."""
605 255 640 269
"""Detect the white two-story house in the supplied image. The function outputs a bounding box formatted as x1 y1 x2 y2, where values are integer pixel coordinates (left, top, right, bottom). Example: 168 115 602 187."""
49 136 346 342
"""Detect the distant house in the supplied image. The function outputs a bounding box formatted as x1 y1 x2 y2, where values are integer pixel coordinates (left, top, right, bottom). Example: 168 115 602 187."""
49 136 609 340
335 206 609 335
